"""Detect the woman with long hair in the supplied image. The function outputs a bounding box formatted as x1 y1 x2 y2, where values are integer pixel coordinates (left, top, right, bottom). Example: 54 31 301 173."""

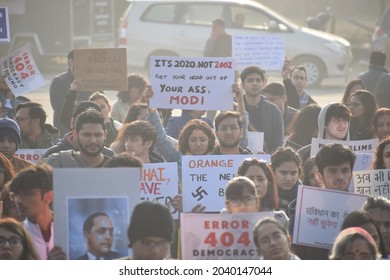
341 78 365 105
372 108 390 140
372 137 390 169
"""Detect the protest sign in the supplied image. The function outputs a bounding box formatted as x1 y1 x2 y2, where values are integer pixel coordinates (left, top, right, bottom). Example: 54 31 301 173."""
141 162 179 218
347 152 373 192
232 34 284 70
14 149 47 164
353 169 390 199
181 212 276 260
310 138 378 157
247 131 264 154
293 185 368 249
73 48 127 91
181 154 270 212
53 168 141 259
0 7 10 42
149 56 235 110
0 43 46 96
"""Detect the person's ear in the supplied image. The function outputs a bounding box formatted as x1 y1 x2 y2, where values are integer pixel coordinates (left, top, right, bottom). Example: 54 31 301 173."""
225 201 231 213
145 140 153 148
43 191 53 204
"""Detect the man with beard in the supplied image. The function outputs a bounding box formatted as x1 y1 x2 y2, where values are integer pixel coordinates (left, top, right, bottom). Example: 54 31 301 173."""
211 111 251 155
77 212 122 260
44 109 111 168
240 66 283 153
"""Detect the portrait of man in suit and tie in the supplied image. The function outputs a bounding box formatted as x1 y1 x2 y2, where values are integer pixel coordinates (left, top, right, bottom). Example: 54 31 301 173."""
77 212 122 260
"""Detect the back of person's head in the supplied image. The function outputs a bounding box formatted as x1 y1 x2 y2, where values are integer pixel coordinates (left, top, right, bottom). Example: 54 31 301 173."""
178 119 215 155
214 111 242 131
329 227 380 260
362 196 390 213
262 82 286 97
370 50 386 66
16 102 47 130
72 101 102 119
271 147 302 172
104 152 143 168
8 163 53 193
240 66 266 83
127 201 174 246
124 103 148 124
225 176 257 200
341 210 387 257
315 143 356 175
123 120 156 151
0 217 41 260
89 91 110 106
75 109 105 133
287 104 321 145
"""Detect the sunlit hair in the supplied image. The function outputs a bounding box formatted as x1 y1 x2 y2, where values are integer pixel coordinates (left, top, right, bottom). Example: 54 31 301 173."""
372 137 390 169
348 90 377 133
315 143 355 175
0 218 41 260
271 147 302 174
178 119 215 155
237 158 279 210
225 176 256 200
341 79 365 105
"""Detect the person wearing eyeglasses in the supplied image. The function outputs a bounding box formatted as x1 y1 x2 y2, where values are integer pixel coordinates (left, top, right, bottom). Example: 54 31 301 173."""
76 212 122 260
122 201 174 260
0 217 40 260
281 59 317 110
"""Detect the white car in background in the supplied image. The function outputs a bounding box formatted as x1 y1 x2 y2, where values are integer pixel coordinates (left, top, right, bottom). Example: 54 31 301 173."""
119 0 352 87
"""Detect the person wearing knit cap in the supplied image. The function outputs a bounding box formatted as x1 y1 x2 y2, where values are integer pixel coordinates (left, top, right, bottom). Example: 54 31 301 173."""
329 227 381 260
0 118 34 172
125 201 174 260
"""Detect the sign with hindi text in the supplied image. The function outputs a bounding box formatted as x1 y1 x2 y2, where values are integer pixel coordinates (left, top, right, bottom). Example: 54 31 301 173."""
293 185 368 249
149 56 235 110
353 169 390 199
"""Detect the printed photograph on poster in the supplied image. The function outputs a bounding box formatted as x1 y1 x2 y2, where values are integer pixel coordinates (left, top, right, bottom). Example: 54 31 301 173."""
67 197 129 260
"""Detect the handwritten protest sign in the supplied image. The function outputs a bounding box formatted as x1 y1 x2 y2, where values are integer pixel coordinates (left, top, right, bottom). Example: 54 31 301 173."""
0 43 46 96
181 212 276 260
232 35 284 70
247 131 264 154
141 162 179 218
73 48 128 91
54 168 141 259
293 185 368 249
347 152 373 192
353 169 390 199
181 154 270 212
310 138 378 157
14 149 47 164
0 7 10 42
149 56 235 110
